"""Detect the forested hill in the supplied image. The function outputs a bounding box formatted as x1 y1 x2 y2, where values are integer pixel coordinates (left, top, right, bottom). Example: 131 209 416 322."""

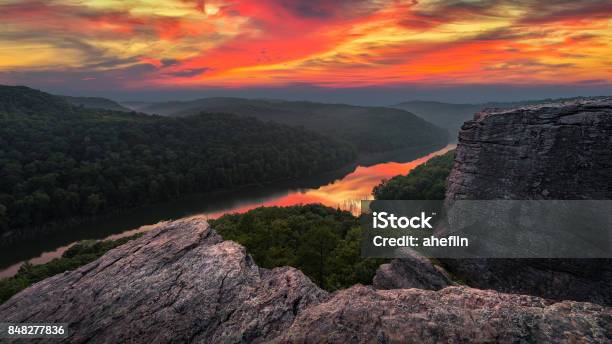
0 86 356 242
63 95 131 112
134 98 449 154
392 101 481 139
392 98 588 139
0 85 75 116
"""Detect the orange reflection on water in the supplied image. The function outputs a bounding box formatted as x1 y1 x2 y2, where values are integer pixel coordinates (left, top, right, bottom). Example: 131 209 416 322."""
205 144 455 217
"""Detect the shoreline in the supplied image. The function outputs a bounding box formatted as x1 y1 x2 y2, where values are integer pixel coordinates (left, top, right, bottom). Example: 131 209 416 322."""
0 142 452 278
1 141 448 247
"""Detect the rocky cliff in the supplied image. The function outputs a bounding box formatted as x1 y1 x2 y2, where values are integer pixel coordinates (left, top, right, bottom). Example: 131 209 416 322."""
2 98 611 343
1 218 610 343
447 98 612 200
442 98 612 305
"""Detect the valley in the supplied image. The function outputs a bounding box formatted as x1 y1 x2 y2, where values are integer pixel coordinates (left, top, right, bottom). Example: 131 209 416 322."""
0 144 454 279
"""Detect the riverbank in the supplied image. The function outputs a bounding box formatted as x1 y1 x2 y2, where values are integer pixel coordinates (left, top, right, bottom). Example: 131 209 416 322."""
0 156 360 247
0 144 454 279
1 142 447 247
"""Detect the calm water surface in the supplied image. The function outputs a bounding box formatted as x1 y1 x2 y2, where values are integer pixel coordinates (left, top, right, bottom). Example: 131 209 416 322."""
0 144 454 278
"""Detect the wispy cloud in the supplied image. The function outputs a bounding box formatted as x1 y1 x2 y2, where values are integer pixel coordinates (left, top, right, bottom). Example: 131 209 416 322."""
0 0 610 89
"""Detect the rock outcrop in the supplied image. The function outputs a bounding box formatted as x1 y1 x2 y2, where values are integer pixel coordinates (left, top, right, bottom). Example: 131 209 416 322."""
442 98 612 305
280 285 611 343
447 98 612 200
373 249 455 290
0 218 327 343
1 218 611 343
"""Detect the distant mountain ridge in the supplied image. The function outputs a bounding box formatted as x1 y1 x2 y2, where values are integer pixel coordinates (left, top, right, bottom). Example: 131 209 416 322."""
121 101 153 112
393 97 606 139
0 86 131 114
135 97 449 154
63 96 131 112
0 85 75 116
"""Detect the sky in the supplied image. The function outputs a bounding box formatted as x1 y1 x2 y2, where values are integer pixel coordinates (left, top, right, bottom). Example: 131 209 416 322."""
0 0 611 103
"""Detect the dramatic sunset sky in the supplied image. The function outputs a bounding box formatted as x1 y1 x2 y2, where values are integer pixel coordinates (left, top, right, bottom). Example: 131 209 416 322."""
0 0 611 102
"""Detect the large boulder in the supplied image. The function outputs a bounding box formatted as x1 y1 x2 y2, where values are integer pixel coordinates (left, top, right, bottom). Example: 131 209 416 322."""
443 98 612 305
0 218 327 343
373 250 455 290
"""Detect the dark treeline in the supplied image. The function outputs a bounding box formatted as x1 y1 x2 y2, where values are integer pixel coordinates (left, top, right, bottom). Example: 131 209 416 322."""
373 150 455 200
0 86 356 241
211 204 386 291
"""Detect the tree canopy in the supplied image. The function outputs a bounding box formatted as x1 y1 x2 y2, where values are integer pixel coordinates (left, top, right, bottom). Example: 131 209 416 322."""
210 204 386 291
139 98 450 153
373 151 455 200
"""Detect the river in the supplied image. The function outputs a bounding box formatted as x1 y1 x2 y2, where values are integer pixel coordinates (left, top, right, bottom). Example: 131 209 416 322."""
0 144 455 278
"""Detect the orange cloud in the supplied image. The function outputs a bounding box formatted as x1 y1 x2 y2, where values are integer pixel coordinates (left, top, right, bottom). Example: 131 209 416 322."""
0 0 610 88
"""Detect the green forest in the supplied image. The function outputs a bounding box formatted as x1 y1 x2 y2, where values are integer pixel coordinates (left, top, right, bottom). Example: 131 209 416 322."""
208 153 455 292
0 204 381 302
141 98 450 154
373 150 455 200
210 204 386 291
0 86 356 241
0 152 456 303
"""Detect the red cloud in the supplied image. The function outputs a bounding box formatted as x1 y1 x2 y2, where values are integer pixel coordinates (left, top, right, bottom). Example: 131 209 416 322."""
1 0 610 88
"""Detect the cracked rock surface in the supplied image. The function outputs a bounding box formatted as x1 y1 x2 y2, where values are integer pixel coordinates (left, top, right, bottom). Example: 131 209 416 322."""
1 217 611 343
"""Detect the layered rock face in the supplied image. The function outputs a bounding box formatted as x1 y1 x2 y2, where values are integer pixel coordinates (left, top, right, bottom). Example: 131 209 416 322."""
447 98 612 200
1 218 611 343
443 98 612 305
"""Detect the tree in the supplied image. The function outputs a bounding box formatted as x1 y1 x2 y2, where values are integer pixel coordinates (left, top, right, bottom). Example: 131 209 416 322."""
0 204 8 232
373 151 455 200
297 225 340 288
84 194 105 215
210 204 386 291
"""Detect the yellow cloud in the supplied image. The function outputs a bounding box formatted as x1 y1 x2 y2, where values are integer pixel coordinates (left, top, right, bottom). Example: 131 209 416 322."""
0 44 83 70
0 0 610 86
